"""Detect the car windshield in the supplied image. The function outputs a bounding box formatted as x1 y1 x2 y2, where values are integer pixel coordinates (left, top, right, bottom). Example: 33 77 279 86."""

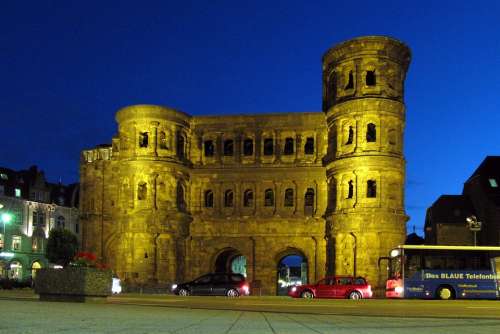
194 275 211 284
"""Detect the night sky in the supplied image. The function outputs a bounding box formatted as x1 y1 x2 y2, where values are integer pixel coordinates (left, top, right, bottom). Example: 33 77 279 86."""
2 1 499 234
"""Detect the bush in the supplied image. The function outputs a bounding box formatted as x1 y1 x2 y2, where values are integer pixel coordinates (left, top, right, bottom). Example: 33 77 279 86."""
46 228 78 267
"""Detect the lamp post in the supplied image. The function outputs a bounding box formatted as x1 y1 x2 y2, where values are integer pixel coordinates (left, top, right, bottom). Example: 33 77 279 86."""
466 215 482 246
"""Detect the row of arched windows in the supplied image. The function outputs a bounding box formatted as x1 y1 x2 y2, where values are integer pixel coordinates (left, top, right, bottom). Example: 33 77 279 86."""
346 180 377 199
204 188 316 208
345 123 376 145
204 137 315 157
137 131 186 158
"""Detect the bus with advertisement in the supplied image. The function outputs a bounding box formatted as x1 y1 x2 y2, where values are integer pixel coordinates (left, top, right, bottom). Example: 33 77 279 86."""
385 245 500 300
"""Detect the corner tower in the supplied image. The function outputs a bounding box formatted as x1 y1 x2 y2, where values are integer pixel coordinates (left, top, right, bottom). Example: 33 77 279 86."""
322 36 411 289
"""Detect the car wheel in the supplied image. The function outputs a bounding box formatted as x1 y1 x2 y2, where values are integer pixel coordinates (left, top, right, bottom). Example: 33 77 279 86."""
437 286 454 300
226 288 239 297
178 288 189 296
348 291 362 300
301 290 314 299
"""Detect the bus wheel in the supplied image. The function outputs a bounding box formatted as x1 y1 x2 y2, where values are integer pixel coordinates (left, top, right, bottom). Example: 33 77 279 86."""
437 286 454 300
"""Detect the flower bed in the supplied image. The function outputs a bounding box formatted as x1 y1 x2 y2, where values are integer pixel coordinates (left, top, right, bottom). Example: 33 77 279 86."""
34 252 112 302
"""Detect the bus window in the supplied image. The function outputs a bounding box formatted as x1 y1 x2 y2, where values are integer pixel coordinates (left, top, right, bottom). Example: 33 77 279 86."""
390 256 402 279
405 255 421 278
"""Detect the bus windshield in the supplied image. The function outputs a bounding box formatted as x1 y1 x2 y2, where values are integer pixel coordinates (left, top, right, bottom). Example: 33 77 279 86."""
389 255 402 279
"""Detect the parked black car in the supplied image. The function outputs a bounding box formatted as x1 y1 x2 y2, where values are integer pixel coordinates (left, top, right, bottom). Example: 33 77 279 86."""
171 273 250 297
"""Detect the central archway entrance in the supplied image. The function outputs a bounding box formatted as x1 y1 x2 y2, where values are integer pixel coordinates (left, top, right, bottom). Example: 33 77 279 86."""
277 249 308 295
214 248 247 277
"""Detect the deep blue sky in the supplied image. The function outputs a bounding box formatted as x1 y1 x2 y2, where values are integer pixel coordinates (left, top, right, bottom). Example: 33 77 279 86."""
1 1 499 234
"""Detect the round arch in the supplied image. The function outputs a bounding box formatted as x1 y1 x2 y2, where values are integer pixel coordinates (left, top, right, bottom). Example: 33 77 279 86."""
31 260 43 279
275 247 308 296
212 247 247 277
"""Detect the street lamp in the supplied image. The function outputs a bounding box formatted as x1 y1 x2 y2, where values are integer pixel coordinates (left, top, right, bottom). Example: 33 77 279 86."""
1 211 13 251
466 215 482 246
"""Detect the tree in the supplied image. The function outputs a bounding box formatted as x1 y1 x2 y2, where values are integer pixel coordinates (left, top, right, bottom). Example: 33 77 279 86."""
45 228 78 267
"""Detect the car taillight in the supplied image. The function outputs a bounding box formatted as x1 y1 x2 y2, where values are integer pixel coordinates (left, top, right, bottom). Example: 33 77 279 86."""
241 284 249 294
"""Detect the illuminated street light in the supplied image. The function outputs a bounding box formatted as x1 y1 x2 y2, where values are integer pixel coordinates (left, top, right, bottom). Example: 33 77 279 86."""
466 215 482 246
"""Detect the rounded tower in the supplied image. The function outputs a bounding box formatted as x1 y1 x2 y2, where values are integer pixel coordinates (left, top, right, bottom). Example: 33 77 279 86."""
322 36 411 290
112 105 192 285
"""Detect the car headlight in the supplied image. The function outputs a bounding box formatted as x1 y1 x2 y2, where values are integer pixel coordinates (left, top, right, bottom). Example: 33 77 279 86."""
171 284 178 291
395 286 404 294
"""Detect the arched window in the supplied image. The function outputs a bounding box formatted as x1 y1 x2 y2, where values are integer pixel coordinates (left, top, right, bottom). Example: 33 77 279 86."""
224 139 234 156
264 189 274 207
204 140 214 157
263 138 274 156
367 180 377 198
284 138 294 155
177 132 185 159
284 188 294 207
159 131 168 149
304 137 314 155
204 190 214 208
347 180 354 199
366 71 376 86
56 216 65 229
138 182 147 200
366 123 376 142
177 182 186 211
243 139 253 156
345 70 354 90
346 126 354 145
139 132 149 148
243 189 253 207
305 188 315 207
224 190 234 207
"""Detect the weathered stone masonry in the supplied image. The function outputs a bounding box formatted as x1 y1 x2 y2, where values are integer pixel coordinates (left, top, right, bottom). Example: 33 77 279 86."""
79 36 411 294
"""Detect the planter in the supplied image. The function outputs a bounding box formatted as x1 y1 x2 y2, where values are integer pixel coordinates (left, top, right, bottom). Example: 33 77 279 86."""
34 267 112 302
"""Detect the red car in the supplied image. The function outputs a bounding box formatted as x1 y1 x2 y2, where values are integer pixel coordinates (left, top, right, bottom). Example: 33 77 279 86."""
288 276 373 299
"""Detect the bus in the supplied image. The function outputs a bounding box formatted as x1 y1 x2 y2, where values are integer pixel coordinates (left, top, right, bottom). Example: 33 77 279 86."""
385 245 500 300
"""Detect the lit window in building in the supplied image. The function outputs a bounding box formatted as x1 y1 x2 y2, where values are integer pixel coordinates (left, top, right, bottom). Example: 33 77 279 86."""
304 137 314 155
15 188 21 197
489 178 498 188
9 261 22 279
243 139 253 156
224 140 234 156
284 188 294 207
32 238 39 251
0 173 8 180
264 189 274 207
243 189 253 207
204 140 214 157
12 235 21 250
204 190 214 208
367 180 377 198
0 233 4 249
224 190 234 207
263 138 274 156
284 138 294 155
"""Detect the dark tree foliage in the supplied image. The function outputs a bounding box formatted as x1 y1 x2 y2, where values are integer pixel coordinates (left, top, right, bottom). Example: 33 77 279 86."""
45 228 78 266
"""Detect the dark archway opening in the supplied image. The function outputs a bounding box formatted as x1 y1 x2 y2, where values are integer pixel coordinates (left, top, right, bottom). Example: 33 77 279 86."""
214 248 247 277
277 251 308 295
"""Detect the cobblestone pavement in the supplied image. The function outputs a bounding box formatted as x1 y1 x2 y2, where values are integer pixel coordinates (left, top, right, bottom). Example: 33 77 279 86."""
0 299 500 334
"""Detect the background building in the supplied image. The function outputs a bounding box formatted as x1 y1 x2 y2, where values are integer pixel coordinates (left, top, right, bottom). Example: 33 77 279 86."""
80 36 411 294
425 156 500 246
0 166 80 281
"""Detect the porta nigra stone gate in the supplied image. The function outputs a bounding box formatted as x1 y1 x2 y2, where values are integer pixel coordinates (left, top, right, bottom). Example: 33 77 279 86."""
80 36 411 295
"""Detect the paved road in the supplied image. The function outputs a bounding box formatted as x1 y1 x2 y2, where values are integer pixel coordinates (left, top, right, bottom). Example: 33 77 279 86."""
0 291 500 333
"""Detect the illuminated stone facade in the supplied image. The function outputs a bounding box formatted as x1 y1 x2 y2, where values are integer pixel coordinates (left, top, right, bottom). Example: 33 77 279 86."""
80 36 410 294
